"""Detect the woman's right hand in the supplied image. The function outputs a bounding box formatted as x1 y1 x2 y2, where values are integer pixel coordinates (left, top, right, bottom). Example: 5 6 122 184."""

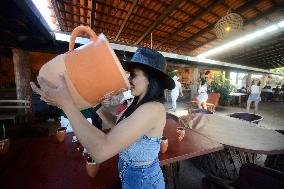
30 74 73 109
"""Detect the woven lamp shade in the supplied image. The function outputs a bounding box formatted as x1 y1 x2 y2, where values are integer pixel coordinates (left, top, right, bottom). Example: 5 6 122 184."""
214 11 243 39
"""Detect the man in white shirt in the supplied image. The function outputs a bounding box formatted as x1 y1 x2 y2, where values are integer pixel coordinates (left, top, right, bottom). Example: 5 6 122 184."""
170 75 183 112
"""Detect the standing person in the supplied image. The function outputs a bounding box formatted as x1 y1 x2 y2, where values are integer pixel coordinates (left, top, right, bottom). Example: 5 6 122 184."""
170 75 183 112
246 79 261 114
31 47 175 189
196 79 208 110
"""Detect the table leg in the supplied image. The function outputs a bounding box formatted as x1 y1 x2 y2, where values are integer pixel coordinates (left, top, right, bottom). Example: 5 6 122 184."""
163 163 178 189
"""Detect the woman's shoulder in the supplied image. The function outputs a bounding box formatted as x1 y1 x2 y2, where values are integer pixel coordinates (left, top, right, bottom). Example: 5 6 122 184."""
137 101 165 115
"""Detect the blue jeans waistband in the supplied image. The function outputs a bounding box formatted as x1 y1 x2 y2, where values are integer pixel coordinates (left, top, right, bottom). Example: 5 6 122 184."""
119 157 158 168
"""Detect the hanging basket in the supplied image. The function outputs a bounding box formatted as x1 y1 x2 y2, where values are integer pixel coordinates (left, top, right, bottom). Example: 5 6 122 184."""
214 11 243 39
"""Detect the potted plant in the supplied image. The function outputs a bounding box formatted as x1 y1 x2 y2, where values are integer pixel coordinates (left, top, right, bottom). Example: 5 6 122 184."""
160 136 168 153
86 155 100 178
208 77 233 106
177 116 193 141
178 107 204 141
55 127 67 143
0 124 10 154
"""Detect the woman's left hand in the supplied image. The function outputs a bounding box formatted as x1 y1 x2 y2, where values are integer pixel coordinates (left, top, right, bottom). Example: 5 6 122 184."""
30 74 73 109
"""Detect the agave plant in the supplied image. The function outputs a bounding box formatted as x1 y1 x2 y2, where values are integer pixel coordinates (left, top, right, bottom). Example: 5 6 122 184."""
179 113 195 130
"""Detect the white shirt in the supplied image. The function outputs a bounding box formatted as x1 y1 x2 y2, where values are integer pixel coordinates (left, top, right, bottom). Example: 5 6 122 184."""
198 84 207 94
251 85 260 94
171 79 181 96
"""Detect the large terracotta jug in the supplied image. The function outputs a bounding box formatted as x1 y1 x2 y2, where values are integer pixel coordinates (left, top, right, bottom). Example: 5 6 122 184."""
39 26 130 109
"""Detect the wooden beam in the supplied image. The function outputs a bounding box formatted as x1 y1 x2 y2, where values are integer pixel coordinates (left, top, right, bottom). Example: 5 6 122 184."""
154 0 222 49
52 0 65 31
56 8 161 34
58 0 128 13
56 0 180 35
90 0 96 29
134 0 182 45
189 0 222 21
187 6 283 53
12 0 54 40
115 0 138 40
137 2 214 27
59 19 125 37
171 0 268 52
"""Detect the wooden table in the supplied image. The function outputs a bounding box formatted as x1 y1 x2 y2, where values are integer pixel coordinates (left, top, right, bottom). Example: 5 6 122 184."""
160 119 224 165
229 92 247 106
0 137 31 173
189 114 284 180
0 119 223 189
190 114 284 154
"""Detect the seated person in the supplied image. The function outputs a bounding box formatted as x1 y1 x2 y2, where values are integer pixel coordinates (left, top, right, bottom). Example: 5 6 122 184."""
61 106 102 132
262 85 273 101
281 85 284 92
273 86 280 93
240 86 247 93
196 79 208 110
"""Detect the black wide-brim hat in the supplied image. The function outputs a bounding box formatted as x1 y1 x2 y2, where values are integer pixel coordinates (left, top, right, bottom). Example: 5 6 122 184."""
122 48 175 90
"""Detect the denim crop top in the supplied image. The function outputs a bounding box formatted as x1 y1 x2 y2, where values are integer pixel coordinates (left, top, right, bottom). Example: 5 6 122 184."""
119 135 161 163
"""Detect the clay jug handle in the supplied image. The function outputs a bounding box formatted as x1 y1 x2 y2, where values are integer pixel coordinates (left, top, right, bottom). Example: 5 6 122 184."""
69 26 98 51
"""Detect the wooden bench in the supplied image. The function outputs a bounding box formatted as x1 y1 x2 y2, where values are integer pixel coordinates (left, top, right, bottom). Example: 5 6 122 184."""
0 100 31 124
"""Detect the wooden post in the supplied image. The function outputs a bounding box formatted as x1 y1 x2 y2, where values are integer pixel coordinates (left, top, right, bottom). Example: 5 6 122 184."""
225 70 230 80
246 73 252 87
12 48 34 121
262 74 268 88
190 67 199 100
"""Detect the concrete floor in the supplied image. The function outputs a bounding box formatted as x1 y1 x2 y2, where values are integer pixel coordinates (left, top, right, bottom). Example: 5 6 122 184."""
165 98 284 189
166 99 284 130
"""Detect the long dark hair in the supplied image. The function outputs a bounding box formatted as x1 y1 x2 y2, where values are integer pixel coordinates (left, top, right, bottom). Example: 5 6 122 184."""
116 66 164 124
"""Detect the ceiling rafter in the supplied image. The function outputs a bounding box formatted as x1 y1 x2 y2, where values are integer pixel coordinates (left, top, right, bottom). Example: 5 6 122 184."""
90 0 96 29
134 0 183 45
115 0 138 40
186 6 283 54
170 0 269 52
52 0 64 31
154 0 222 49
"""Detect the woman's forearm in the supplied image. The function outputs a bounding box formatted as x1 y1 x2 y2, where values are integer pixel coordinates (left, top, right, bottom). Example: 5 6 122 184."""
62 102 107 162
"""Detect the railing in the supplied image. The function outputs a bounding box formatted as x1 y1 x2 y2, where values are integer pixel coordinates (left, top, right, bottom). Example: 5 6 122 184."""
0 100 31 124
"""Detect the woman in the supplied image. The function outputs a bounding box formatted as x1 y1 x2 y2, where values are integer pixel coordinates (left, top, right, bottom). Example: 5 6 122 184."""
30 48 175 189
196 79 208 110
246 79 261 114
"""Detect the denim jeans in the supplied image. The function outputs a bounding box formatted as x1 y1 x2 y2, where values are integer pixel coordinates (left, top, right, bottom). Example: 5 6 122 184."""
118 158 165 189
